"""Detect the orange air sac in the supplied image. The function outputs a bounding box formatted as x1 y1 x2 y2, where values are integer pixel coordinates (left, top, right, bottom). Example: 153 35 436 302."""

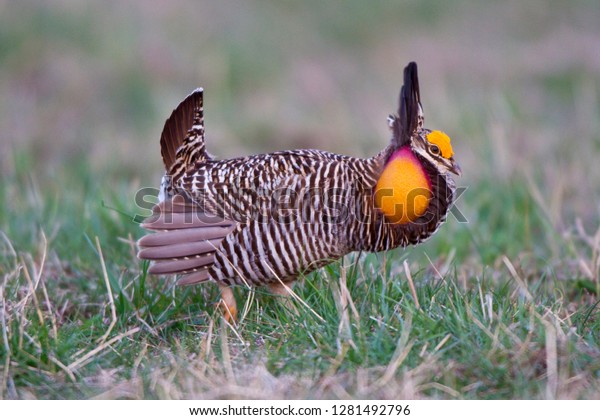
375 147 432 224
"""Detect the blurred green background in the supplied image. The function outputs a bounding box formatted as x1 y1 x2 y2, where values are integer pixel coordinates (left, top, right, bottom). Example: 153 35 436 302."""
2 0 598 196
3 0 600 261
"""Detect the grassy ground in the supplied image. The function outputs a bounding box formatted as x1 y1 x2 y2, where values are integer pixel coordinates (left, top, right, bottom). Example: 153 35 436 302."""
1 1 600 399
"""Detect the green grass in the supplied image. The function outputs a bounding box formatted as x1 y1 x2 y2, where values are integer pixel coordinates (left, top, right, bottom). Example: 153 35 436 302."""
1 0 600 400
1 153 599 399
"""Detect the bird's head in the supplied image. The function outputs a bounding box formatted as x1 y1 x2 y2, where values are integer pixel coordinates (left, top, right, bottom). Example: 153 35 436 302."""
375 62 461 225
387 62 461 177
410 129 461 177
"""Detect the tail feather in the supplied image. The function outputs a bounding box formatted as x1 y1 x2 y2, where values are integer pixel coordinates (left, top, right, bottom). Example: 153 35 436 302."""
160 88 207 173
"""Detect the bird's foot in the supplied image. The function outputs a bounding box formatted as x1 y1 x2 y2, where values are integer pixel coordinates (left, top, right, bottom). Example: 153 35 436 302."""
218 285 237 323
268 281 298 315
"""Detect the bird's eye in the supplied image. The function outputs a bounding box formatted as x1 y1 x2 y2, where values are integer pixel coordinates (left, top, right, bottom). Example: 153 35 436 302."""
429 144 441 156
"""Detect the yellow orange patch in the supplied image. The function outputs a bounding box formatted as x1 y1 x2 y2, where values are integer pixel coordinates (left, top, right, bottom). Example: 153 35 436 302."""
426 130 453 159
375 148 431 224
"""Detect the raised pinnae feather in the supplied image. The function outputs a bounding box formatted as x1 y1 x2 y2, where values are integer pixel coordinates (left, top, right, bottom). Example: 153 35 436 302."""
392 62 424 148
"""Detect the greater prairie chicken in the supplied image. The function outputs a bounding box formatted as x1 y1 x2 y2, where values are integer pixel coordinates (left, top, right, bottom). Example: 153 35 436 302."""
137 62 461 321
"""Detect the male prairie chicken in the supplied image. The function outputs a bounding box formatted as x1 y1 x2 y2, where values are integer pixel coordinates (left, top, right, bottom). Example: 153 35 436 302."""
137 62 461 321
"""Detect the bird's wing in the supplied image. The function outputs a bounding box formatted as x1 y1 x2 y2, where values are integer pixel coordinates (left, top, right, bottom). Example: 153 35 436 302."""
137 194 236 284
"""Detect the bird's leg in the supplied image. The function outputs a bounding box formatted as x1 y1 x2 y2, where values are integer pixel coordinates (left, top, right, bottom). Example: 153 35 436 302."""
218 284 237 323
267 281 298 315
267 281 293 296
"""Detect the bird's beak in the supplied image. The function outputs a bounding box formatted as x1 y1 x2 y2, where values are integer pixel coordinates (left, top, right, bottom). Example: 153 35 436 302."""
448 159 462 176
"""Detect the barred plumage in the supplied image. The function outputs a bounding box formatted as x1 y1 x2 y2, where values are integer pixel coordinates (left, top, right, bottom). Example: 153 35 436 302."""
138 62 461 320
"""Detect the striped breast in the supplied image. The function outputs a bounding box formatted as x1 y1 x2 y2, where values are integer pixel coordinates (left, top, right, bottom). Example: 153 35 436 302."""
138 144 455 286
173 149 384 286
